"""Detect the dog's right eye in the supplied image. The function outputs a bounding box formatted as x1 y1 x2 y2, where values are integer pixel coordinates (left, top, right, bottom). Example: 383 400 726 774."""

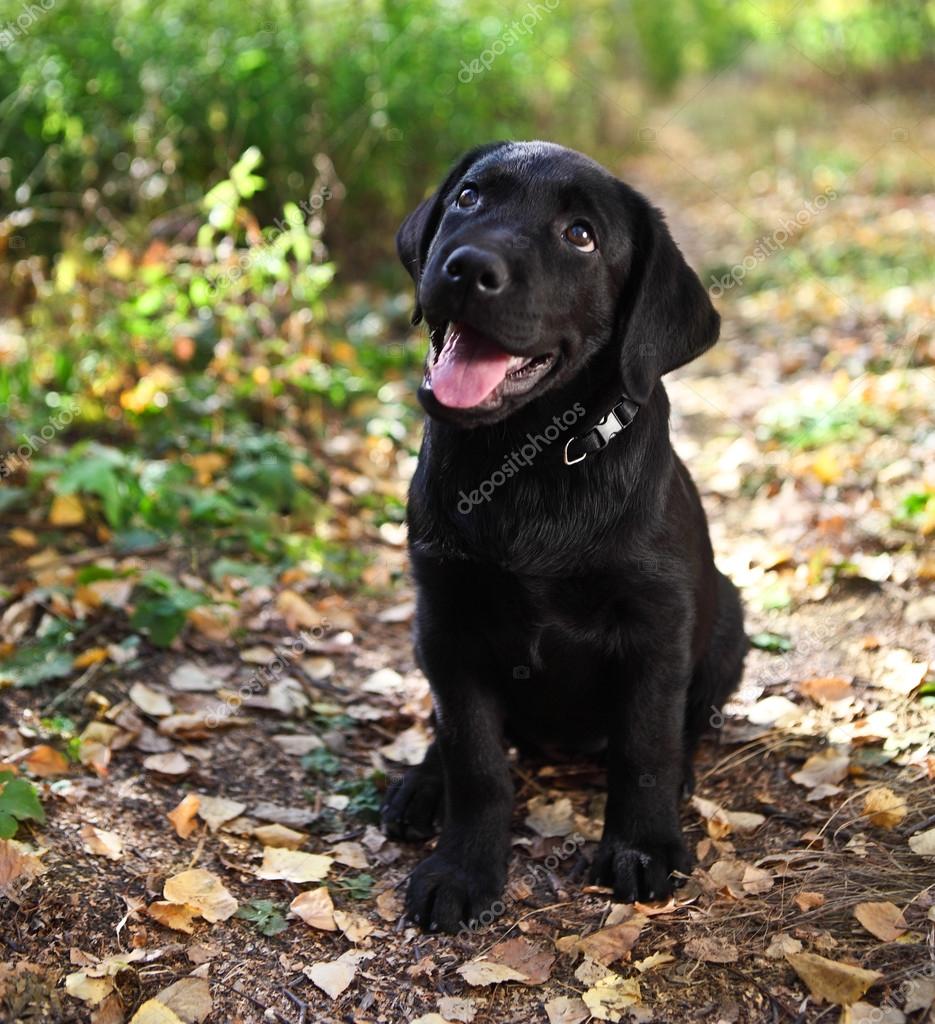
456 187 479 209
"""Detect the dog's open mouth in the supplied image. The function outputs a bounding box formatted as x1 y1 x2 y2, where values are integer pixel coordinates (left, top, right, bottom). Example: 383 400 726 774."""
426 322 557 410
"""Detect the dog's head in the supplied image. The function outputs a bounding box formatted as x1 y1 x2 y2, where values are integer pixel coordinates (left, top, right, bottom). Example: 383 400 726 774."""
397 141 719 426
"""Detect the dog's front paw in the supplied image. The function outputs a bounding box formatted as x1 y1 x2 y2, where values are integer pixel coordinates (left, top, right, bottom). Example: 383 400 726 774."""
589 836 691 902
381 766 444 841
406 852 506 933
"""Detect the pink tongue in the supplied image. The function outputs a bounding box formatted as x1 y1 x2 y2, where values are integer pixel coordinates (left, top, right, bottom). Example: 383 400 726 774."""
430 323 514 409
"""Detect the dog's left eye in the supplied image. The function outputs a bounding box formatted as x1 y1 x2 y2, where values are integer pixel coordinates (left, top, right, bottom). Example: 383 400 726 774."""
563 222 596 252
456 187 479 209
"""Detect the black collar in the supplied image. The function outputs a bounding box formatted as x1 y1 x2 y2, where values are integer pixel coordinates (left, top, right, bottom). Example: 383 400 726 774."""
563 395 640 466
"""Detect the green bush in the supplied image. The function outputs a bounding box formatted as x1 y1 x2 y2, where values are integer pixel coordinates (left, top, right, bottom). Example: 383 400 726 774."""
2 0 929 273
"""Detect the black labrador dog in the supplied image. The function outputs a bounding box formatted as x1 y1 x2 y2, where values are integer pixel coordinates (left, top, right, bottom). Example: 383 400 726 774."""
382 141 747 933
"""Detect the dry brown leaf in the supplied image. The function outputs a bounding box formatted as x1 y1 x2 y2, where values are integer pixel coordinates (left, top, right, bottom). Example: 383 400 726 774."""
129 683 174 717
167 794 201 838
576 917 647 966
257 847 333 883
290 887 336 930
333 909 374 943
153 976 212 1024
272 734 323 757
786 952 882 1005
457 937 554 987
544 995 590 1024
877 649 927 695
0 838 46 890
144 752 191 777
158 711 248 738
437 996 477 1023
78 722 121 775
251 801 316 827
23 744 70 777
456 960 527 986
794 891 826 912
707 859 773 898
903 976 935 1014
330 841 368 869
163 869 238 922
186 605 237 642
304 950 373 999
252 823 307 849
765 933 803 958
147 901 198 934
375 889 403 922
691 796 765 838
525 795 576 837
276 590 323 630
799 676 853 704
861 787 907 829
91 992 125 1024
168 664 221 693
909 827 935 856
747 695 800 725
80 825 123 860
196 795 246 832
853 902 907 942
379 723 431 766
791 749 850 791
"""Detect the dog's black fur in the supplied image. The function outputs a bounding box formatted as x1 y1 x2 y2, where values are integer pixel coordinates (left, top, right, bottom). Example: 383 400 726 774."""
382 141 747 932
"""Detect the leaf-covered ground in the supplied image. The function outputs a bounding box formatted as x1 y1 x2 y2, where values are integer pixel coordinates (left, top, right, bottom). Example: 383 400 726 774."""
2 76 934 1024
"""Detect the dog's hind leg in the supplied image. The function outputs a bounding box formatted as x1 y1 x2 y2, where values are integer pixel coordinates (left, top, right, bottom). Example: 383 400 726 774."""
682 571 747 795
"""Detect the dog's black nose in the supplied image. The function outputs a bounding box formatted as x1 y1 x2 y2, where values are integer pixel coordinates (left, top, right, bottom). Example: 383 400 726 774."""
443 246 509 296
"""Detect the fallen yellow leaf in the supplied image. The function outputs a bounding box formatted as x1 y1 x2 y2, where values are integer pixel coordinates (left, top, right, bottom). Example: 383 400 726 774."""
167 794 201 839
786 952 882 1005
861 787 907 829
49 493 85 526
73 647 109 668
163 868 238 922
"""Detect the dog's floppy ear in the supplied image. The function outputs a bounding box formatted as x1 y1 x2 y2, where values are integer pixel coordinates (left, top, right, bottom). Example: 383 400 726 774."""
615 189 720 405
397 142 507 324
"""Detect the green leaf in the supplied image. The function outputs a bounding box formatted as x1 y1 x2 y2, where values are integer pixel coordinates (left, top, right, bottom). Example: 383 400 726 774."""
0 777 45 824
749 631 793 653
302 748 341 776
0 640 74 688
330 873 374 900
235 899 288 936
0 774 45 837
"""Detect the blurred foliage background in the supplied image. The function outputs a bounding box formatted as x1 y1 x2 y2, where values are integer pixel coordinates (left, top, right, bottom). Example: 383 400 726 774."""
0 0 933 637
3 0 934 268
